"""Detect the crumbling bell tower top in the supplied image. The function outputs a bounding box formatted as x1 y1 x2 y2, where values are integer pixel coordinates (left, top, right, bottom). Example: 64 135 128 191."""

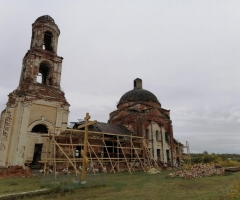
30 15 60 54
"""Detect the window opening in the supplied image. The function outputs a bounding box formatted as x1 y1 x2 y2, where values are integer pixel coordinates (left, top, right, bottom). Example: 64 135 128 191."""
157 149 161 160
166 150 170 161
43 31 53 51
165 132 169 142
156 130 160 141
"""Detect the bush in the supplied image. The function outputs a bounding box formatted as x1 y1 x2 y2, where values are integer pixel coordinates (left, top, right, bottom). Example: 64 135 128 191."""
191 153 240 167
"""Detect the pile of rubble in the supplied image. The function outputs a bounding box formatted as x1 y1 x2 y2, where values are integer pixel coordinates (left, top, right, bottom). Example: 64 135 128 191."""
169 163 225 179
0 166 32 178
147 167 160 174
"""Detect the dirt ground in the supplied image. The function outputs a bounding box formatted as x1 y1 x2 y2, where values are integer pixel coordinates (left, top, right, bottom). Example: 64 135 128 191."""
0 166 32 178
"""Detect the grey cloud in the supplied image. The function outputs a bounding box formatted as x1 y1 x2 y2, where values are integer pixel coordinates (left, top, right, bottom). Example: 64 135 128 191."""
0 0 240 153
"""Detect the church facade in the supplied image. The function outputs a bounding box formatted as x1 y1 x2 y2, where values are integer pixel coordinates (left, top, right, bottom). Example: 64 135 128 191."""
0 16 182 169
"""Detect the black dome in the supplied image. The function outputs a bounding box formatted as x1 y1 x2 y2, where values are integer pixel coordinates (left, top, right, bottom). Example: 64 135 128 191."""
35 15 55 23
118 89 160 106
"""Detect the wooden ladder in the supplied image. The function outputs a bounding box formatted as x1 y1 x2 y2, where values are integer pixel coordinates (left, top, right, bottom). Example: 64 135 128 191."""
142 139 160 171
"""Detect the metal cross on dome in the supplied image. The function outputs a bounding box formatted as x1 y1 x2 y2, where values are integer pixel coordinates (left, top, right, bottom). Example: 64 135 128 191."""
78 113 97 184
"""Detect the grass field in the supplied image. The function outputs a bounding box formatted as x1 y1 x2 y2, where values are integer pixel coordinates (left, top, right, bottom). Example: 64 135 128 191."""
1 170 240 200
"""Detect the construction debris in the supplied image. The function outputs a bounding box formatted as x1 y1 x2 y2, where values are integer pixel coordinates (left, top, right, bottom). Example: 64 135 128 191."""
147 167 160 174
0 166 32 178
169 163 225 179
224 166 240 173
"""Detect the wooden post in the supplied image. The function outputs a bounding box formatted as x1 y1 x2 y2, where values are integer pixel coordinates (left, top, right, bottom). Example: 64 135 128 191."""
103 140 115 174
78 113 97 184
70 133 77 176
44 136 51 175
53 133 57 178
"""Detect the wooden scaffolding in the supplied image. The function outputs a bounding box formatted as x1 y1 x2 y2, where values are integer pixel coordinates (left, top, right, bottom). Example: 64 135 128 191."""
40 129 159 175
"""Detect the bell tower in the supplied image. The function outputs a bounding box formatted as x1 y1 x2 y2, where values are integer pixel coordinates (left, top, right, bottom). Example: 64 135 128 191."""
0 15 70 167
19 15 62 88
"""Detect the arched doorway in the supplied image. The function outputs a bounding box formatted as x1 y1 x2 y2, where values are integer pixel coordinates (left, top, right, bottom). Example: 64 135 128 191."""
31 124 48 167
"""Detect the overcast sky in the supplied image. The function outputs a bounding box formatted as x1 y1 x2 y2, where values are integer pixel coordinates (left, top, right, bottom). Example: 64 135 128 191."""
0 0 239 154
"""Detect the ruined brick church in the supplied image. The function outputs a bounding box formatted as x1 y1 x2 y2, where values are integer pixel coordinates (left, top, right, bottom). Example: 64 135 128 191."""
0 15 183 170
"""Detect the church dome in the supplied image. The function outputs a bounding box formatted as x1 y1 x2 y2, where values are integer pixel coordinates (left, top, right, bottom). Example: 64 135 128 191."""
35 15 55 23
117 78 161 106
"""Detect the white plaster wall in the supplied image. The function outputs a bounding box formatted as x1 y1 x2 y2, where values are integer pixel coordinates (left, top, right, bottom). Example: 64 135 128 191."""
0 107 15 166
13 104 31 166
25 133 49 163
146 122 171 163
6 102 25 166
0 98 69 167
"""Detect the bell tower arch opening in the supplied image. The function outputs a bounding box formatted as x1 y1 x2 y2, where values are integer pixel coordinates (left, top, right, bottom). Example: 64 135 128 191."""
37 62 51 85
43 31 53 51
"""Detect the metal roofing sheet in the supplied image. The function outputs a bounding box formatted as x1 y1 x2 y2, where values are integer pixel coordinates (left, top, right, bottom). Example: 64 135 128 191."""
70 121 132 135
93 122 132 135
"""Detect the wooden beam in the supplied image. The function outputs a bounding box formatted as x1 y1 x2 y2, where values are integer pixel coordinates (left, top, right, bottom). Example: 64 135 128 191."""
53 139 80 174
78 120 97 129
103 140 115 174
131 141 146 172
88 142 105 171
118 141 132 174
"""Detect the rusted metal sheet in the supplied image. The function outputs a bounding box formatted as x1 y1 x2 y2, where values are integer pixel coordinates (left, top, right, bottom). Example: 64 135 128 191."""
71 121 132 135
94 122 132 135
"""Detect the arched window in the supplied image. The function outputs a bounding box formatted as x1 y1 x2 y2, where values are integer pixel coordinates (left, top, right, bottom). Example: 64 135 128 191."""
32 124 48 133
37 62 50 84
43 31 53 51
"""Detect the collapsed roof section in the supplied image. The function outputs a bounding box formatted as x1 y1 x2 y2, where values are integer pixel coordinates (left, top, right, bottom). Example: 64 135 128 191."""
70 121 133 136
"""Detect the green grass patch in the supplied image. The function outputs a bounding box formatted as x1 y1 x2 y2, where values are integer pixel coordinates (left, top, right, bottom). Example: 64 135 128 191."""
0 176 41 195
1 171 240 200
